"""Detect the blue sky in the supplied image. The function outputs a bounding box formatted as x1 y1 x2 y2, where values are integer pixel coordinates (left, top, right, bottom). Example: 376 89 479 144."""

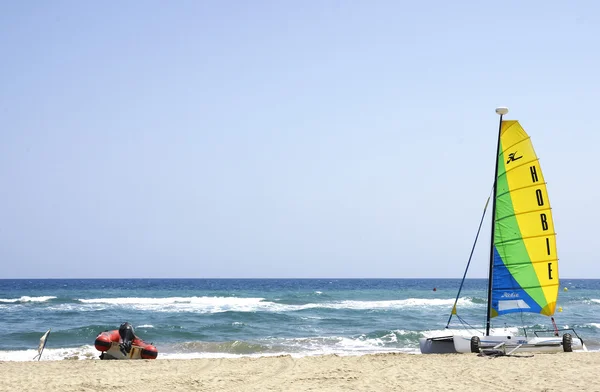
1 1 598 278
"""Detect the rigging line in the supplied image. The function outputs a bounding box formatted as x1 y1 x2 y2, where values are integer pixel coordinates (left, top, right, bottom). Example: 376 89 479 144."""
456 314 483 334
445 187 493 328
519 301 528 338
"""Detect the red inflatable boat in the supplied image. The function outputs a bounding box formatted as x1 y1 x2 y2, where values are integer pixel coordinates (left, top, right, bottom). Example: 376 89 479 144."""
94 323 158 360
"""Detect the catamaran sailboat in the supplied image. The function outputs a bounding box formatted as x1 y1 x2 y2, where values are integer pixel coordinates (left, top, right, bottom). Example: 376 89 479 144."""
419 107 585 354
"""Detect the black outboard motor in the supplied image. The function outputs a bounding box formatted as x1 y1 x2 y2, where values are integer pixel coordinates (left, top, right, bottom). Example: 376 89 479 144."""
118 322 136 355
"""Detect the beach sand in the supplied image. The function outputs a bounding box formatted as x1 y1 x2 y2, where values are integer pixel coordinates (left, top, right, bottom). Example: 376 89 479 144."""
1 352 597 392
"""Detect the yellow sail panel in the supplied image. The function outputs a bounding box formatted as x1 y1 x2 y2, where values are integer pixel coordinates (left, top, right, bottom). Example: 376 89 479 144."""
521 236 558 263
509 211 556 238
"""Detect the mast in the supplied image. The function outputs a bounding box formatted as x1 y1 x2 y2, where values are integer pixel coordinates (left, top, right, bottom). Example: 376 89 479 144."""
486 107 508 336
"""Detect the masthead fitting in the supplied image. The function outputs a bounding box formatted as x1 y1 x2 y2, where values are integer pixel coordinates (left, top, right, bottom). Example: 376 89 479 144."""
495 107 509 115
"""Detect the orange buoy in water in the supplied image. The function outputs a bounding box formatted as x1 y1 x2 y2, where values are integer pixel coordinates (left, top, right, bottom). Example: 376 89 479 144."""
433 288 437 292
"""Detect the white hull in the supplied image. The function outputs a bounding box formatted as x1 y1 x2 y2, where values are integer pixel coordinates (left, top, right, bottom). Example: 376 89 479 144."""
419 335 458 354
420 331 585 354
453 334 585 353
419 328 506 354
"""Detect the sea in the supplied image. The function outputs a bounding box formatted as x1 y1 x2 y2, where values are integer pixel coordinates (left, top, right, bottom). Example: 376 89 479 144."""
1 278 599 361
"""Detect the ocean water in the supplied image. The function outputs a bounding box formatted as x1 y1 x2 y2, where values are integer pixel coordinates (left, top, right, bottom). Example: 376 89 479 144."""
1 279 598 361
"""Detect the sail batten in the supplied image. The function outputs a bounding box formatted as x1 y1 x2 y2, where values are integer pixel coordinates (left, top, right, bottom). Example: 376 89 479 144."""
491 120 559 318
502 136 532 153
497 158 539 175
492 258 559 267
495 232 557 244
496 182 549 197
494 282 560 290
495 207 552 222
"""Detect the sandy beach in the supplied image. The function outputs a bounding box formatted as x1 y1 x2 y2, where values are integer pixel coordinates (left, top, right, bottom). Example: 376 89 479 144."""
1 352 597 392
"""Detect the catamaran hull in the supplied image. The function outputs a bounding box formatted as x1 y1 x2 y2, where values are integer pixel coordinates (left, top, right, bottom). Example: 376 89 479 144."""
453 335 585 353
419 334 587 354
419 336 458 354
419 329 485 354
419 334 585 354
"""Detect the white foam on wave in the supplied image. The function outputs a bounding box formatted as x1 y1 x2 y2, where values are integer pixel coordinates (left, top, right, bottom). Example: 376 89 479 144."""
0 336 416 361
77 296 267 313
3 330 596 361
0 296 57 303
247 334 419 355
324 336 398 352
319 297 475 310
0 345 99 361
69 296 477 313
590 299 600 304
79 296 265 306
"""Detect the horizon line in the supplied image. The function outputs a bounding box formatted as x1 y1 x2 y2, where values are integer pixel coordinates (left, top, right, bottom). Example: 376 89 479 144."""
0 277 596 280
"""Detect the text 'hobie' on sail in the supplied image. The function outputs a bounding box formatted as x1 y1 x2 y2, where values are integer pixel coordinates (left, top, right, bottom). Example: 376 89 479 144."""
419 107 586 354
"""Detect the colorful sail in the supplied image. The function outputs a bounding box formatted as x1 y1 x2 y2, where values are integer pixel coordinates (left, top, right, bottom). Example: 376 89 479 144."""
490 120 559 317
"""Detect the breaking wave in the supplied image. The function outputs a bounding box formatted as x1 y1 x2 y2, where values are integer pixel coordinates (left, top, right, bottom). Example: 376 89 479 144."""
68 296 479 313
0 296 57 303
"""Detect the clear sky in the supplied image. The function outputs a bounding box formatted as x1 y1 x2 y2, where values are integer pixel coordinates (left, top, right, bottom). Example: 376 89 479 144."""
1 1 598 278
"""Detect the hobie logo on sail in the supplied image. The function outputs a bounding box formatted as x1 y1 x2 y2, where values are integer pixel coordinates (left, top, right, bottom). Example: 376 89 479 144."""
506 151 523 164
501 292 520 298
